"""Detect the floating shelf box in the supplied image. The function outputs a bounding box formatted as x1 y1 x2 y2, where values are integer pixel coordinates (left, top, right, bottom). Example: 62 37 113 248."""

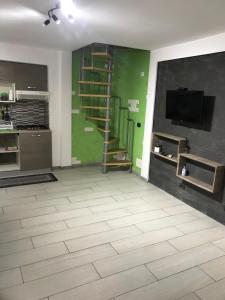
151 132 186 165
177 153 225 193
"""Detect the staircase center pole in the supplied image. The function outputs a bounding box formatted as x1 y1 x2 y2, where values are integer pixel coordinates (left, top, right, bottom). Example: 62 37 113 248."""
102 48 112 174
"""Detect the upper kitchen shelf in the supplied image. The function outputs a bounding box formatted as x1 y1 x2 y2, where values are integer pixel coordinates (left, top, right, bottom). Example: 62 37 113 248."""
0 82 16 103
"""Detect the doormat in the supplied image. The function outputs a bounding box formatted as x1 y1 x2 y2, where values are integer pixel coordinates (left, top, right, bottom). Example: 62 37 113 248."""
0 173 57 188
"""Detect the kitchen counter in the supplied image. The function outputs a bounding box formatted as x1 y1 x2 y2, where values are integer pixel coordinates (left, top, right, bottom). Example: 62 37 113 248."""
0 129 51 134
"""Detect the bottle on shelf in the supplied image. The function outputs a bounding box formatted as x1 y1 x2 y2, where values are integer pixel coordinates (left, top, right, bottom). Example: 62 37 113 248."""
181 164 188 176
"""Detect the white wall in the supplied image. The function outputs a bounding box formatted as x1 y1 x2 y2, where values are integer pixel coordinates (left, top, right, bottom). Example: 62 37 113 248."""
141 31 225 180
0 42 72 167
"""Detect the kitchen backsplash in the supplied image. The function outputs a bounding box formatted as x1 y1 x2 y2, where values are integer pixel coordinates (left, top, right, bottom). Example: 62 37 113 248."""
8 99 49 127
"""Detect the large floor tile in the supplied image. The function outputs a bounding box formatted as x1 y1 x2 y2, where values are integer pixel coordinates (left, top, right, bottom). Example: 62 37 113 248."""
176 218 218 234
147 244 224 279
178 294 200 300
21 244 116 282
163 204 194 215
0 221 66 243
32 222 110 247
0 220 22 233
49 266 156 300
21 208 91 227
213 238 225 251
136 213 197 233
112 227 183 253
169 227 225 251
106 210 169 229
116 267 213 300
94 241 177 277
0 206 57 223
3 198 70 213
0 243 67 271
0 268 22 289
65 225 141 252
0 238 33 256
196 278 225 300
65 209 132 228
56 197 116 211
0 264 99 300
200 255 225 281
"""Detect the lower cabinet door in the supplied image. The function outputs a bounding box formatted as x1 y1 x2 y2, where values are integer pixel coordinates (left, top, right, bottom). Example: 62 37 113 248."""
19 132 52 171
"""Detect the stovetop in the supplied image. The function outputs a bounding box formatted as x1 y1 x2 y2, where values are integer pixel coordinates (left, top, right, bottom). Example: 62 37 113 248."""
16 125 49 130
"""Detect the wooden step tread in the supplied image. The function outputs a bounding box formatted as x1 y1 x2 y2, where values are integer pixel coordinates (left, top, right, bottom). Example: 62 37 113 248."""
87 116 111 122
82 66 112 73
78 94 111 98
104 148 127 155
81 106 109 110
104 138 117 144
103 160 132 166
97 127 111 133
78 81 112 86
91 52 112 58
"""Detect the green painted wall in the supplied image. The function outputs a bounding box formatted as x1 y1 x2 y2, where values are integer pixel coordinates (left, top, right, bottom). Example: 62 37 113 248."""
112 48 150 174
72 46 150 172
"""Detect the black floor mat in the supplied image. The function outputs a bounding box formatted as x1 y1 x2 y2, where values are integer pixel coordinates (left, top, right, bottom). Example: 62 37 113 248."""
0 173 57 188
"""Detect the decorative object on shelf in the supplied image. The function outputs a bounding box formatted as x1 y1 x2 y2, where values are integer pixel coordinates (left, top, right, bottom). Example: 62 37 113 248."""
181 164 188 176
177 153 225 193
0 121 13 130
154 143 161 153
0 82 15 103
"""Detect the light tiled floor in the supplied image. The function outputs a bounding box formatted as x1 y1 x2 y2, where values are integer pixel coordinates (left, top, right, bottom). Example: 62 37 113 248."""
0 167 225 300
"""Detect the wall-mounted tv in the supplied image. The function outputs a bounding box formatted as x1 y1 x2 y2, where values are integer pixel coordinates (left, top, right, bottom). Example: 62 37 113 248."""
166 89 205 123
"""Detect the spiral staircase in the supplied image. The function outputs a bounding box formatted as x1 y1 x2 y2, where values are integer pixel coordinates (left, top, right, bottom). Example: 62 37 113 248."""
78 43 133 173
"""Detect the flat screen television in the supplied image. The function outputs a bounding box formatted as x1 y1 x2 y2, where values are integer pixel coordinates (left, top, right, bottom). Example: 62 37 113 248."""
166 89 204 123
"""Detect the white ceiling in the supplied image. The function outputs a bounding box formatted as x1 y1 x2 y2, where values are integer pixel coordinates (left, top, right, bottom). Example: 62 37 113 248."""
1 0 225 51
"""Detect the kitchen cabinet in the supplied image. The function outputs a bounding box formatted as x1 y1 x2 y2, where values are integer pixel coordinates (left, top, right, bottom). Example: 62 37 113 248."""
0 61 15 83
0 61 48 91
19 131 52 170
14 63 48 91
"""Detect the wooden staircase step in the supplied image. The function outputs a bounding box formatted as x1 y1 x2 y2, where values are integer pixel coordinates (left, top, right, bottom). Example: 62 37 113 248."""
97 127 111 133
104 137 118 144
91 52 112 58
78 81 112 86
103 160 132 166
78 94 111 98
82 66 112 73
87 116 111 122
81 106 109 110
104 148 127 155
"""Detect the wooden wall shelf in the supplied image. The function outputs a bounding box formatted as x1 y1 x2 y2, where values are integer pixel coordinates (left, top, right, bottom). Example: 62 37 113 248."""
177 153 225 193
151 132 186 165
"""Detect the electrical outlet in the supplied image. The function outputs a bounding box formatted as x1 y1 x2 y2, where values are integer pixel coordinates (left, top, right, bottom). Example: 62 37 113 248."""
84 127 94 132
136 158 142 168
72 90 76 96
72 157 81 165
72 109 80 114
128 99 139 112
140 72 145 77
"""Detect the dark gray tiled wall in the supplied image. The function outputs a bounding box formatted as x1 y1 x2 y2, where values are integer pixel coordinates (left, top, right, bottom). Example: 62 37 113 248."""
9 99 49 127
150 51 225 224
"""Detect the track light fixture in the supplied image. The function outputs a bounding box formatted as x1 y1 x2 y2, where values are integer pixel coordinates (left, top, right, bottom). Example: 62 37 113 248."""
43 3 61 27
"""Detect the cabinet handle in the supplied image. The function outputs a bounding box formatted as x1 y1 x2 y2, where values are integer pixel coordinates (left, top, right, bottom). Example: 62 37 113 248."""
31 134 41 137
27 86 37 89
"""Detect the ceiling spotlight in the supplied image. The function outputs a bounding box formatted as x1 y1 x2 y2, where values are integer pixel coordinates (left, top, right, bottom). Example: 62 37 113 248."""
52 14 61 24
43 19 50 27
